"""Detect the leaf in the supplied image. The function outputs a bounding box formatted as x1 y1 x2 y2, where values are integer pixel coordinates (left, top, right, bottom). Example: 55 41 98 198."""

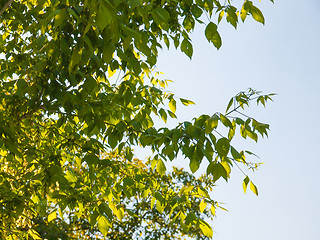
183 15 195 31
28 229 41 239
250 181 259 196
204 115 219 133
206 162 228 182
156 159 166 175
169 98 176 113
181 38 193 58
218 10 224 23
54 9 67 28
230 146 242 161
97 215 109 236
65 170 77 183
180 98 195 106
48 211 57 222
191 4 203 18
128 0 141 7
189 159 200 173
242 176 250 193
199 220 213 238
251 5 265 24
220 160 231 178
205 22 222 49
156 200 163 213
220 114 233 128
210 205 216 216
159 108 167 122
199 200 207 213
226 6 238 28
114 207 124 220
216 138 230 157
240 3 248 22
103 43 115 64
151 7 170 30
226 97 234 113
97 4 112 31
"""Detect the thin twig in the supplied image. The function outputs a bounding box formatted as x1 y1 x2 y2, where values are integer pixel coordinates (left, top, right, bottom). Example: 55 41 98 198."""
0 0 14 17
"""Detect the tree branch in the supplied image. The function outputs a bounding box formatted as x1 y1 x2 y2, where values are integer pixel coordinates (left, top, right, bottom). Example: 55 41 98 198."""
0 0 14 17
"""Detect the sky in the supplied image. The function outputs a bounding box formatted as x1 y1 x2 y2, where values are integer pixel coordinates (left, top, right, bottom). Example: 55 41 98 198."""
153 0 320 239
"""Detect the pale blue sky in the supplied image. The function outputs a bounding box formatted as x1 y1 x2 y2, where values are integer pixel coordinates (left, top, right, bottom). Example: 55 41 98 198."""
154 0 320 239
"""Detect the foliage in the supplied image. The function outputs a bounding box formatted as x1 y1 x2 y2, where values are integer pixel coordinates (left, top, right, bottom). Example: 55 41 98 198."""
0 0 273 239
25 156 218 240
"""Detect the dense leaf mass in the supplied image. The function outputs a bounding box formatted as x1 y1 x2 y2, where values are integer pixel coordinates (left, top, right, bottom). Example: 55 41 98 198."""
0 0 273 239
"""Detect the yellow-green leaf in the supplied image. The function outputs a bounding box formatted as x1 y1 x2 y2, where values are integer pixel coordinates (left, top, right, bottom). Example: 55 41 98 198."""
97 215 110 236
156 159 166 175
251 5 265 24
199 200 207 213
250 181 259 196
28 229 42 240
48 211 57 222
169 98 176 113
242 176 250 193
199 220 213 238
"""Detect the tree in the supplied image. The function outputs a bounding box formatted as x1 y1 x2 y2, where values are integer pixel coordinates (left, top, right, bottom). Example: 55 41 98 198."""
0 0 274 239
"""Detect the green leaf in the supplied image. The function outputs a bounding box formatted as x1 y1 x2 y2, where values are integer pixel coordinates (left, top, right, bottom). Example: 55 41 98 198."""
226 6 238 28
97 4 112 31
180 98 195 106
206 162 228 181
216 138 230 157
251 5 265 24
205 22 222 49
103 43 115 64
191 4 203 18
97 215 109 236
156 159 166 175
151 7 170 30
242 176 250 193
226 97 234 113
159 108 168 122
181 38 193 58
128 0 141 7
54 9 67 28
183 15 195 31
204 115 219 133
189 159 200 173
250 181 259 196
220 114 233 128
230 146 242 161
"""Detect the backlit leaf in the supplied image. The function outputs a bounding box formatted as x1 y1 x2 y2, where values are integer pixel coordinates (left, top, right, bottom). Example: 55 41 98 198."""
199 220 213 238
251 5 265 24
250 181 259 196
216 138 230 157
97 215 109 236
48 211 57 222
242 176 250 193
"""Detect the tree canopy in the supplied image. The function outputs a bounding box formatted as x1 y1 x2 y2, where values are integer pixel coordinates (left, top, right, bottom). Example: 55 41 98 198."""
0 0 273 239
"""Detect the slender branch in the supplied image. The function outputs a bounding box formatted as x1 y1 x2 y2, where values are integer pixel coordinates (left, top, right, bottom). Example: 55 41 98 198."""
234 110 252 119
0 0 14 17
